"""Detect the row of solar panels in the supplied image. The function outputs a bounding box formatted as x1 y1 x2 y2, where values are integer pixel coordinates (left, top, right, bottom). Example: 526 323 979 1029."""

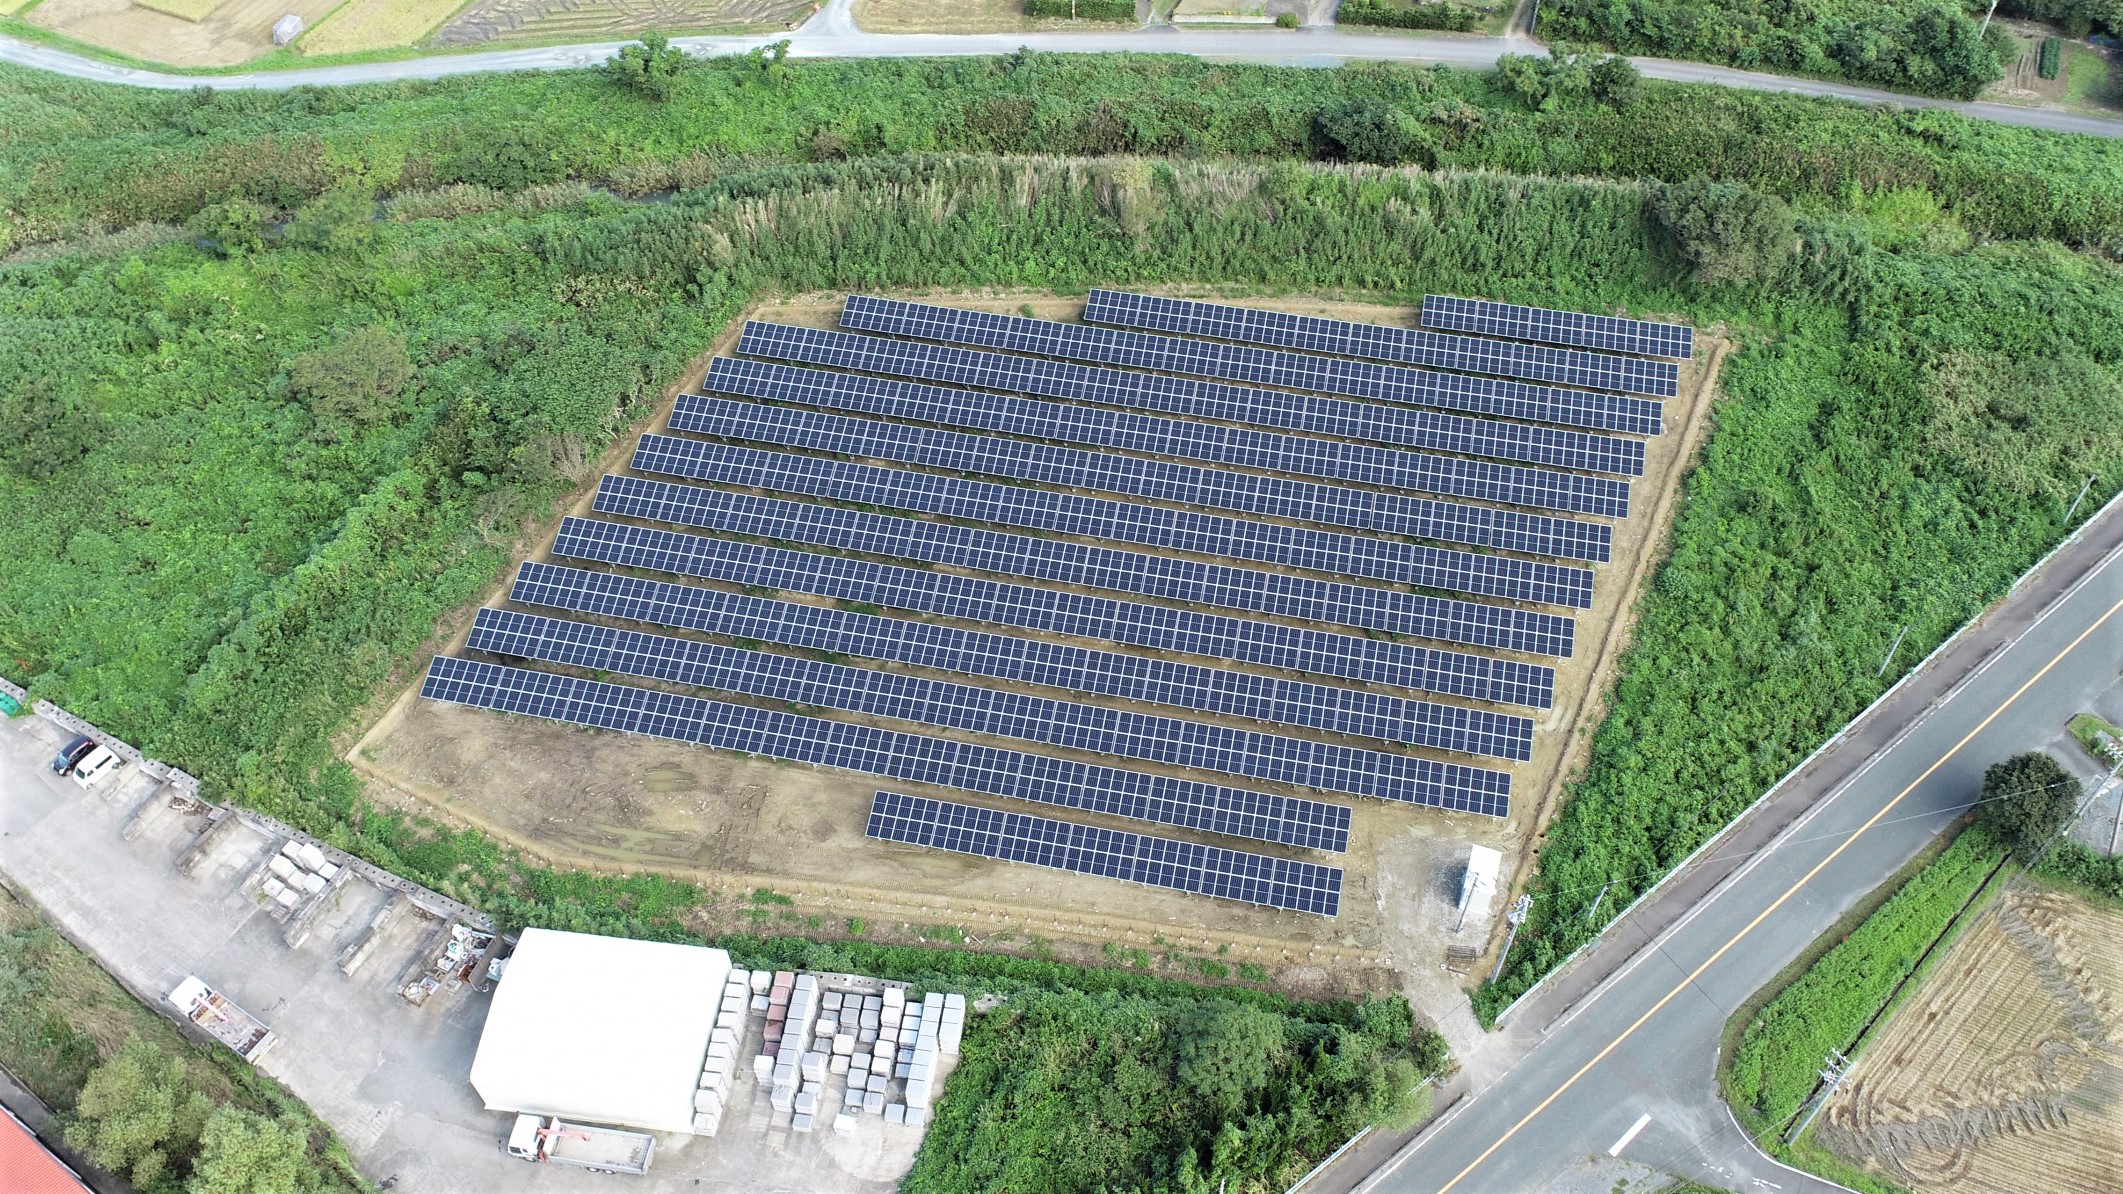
469 606 1520 805
672 392 1617 558
589 477 1580 656
544 522 1559 705
738 323 1649 477
1423 294 1694 361
630 437 1597 610
868 790 1343 916
512 561 1540 749
843 295 1668 436
1082 290 1681 398
424 655 1354 850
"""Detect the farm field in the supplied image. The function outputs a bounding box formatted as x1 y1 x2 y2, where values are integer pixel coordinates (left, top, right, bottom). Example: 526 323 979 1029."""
1982 26 2122 115
24 0 341 65
847 0 1118 33
298 0 464 55
1815 882 2123 1194
428 0 810 46
353 286 1723 1033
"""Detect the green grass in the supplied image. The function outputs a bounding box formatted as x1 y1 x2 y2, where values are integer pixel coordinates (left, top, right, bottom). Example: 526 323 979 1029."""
2068 711 2123 766
2064 42 2118 109
1724 827 2007 1137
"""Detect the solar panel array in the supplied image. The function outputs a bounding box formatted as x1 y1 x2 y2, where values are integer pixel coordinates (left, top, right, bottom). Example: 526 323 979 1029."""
540 530 1558 707
468 607 1520 803
1085 290 1681 399
629 436 1596 609
1423 295 1694 361
423 656 1350 850
669 393 1611 562
421 290 1694 915
587 479 1580 656
510 560 1538 752
737 323 1646 479
841 294 1667 436
868 791 1342 916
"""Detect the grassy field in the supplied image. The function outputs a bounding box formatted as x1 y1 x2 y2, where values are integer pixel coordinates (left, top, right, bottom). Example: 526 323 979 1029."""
299 0 467 54
851 0 1104 33
2064 42 2118 108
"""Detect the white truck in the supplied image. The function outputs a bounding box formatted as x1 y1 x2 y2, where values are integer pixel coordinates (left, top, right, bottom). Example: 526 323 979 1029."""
505 1114 655 1175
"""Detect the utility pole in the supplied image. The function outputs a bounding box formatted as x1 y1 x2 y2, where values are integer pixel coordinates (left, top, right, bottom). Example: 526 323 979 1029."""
1491 894 1532 983
2065 474 2098 525
1785 1050 1852 1144
1584 880 1612 922
1980 0 1998 34
1876 624 1909 678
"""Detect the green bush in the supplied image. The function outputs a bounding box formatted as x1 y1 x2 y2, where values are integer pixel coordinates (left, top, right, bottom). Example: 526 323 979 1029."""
2039 35 2063 79
1727 828 2003 1132
1025 0 1137 19
1276 9 1300 26
1648 174 1798 285
1335 0 1479 30
608 35 693 101
1538 0 2005 99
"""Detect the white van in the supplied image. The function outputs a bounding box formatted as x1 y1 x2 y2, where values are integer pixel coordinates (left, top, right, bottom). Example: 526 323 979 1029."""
70 745 122 790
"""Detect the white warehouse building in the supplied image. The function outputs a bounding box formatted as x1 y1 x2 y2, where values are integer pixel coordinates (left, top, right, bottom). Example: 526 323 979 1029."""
469 927 733 1134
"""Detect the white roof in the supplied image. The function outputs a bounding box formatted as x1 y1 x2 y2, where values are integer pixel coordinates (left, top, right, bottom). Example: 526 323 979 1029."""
469 928 731 1134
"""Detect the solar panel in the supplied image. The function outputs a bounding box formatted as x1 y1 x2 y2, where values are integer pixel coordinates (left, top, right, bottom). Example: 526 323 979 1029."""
867 791 1343 916
586 478 1579 656
840 295 1665 436
1084 290 1680 399
671 393 1612 563
738 324 1646 479
544 528 1557 707
465 608 1526 801
1423 295 1694 360
629 435 1597 610
420 656 1353 849
512 560 1541 750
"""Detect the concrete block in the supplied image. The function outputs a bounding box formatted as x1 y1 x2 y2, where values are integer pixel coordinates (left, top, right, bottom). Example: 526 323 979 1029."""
816 1016 839 1037
944 993 965 1012
829 1054 849 1076
905 1106 927 1128
753 1054 775 1082
792 1111 814 1134
833 1033 855 1056
693 1089 722 1115
823 991 844 1010
909 1062 931 1084
794 1090 818 1117
752 993 771 1012
895 1062 911 1079
751 971 772 994
770 1087 794 1113
801 1052 827 1082
844 1085 865 1108
834 1112 857 1135
867 1072 888 1094
863 1091 885 1115
906 1078 930 1109
884 1103 906 1125
859 1028 878 1046
692 1111 719 1136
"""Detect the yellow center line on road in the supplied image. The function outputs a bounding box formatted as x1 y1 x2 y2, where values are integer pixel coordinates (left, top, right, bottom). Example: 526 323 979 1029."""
1433 592 2123 1194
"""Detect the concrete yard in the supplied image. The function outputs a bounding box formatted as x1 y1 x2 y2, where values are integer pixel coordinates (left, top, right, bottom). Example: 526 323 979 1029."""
0 711 918 1193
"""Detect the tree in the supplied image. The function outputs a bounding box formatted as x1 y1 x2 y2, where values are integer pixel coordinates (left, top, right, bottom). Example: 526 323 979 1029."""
608 35 692 101
442 124 565 190
187 1107 312 1194
1976 751 2081 865
64 1036 213 1190
1315 102 1408 165
1175 1002 1285 1115
285 327 414 433
282 186 373 253
1647 175 1795 286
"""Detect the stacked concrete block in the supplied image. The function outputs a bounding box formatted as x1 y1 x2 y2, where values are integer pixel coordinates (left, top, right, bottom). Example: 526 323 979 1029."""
828 1054 849 1075
863 1090 885 1115
792 1111 814 1133
941 993 965 1055
834 1111 858 1135
884 1103 906 1125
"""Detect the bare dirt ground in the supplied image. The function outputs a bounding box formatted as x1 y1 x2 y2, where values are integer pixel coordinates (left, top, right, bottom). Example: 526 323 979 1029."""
351 288 1724 1025
25 0 342 65
429 0 810 45
1816 881 2123 1193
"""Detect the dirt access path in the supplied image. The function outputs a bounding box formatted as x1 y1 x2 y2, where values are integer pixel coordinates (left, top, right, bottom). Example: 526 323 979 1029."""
350 289 1724 1023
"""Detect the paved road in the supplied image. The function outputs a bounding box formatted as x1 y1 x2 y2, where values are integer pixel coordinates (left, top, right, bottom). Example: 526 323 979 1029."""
2 0 2117 139
1337 498 2123 1193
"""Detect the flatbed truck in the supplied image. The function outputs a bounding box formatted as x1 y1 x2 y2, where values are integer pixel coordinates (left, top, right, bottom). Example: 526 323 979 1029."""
505 1114 654 1175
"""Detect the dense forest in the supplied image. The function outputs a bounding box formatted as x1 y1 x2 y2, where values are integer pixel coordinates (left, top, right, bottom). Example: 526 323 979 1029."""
5 46 2123 1190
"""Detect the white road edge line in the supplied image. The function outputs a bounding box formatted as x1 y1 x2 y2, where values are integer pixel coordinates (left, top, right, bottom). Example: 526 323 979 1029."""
1607 1112 1652 1157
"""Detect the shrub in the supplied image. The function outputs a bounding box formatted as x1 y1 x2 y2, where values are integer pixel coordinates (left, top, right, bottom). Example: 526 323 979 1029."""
2039 35 2062 79
608 35 693 102
1276 9 1300 25
1316 101 1410 163
1335 0 1479 30
281 186 373 252
185 199 269 257
284 328 415 434
1025 0 1137 19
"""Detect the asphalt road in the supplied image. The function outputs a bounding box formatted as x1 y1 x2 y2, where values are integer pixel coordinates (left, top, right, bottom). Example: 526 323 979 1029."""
1 0 2118 139
1342 499 2123 1194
